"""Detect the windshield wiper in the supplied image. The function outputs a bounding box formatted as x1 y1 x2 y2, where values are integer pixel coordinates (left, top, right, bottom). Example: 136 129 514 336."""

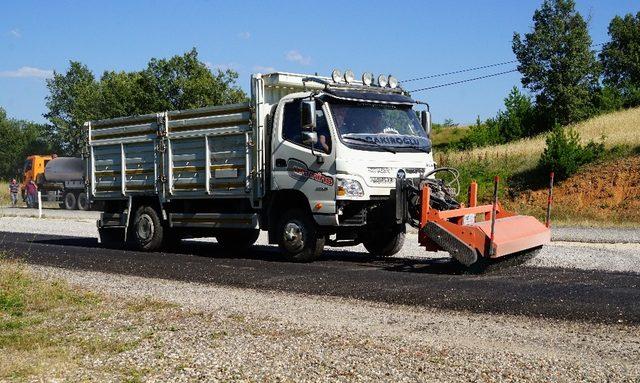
342 135 396 154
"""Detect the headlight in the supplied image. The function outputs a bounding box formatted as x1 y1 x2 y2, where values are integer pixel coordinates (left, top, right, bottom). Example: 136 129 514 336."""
337 178 364 197
344 69 355 84
388 75 398 89
362 72 373 86
331 69 343 83
377 74 388 87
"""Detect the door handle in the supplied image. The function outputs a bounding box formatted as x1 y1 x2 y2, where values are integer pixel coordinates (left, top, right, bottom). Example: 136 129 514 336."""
275 159 286 168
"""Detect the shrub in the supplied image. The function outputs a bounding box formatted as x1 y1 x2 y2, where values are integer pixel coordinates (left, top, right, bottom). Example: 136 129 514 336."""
496 87 536 140
539 125 604 180
456 116 501 150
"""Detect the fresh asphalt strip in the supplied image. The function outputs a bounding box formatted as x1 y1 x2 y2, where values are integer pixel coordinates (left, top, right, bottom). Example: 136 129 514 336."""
0 231 638 325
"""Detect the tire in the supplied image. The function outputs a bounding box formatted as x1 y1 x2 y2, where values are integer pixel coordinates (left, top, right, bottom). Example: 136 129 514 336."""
216 229 260 253
363 226 406 257
64 192 77 210
277 209 324 262
132 205 164 251
77 192 89 211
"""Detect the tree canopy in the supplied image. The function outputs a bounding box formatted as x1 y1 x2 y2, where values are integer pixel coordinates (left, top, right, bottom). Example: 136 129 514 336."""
0 107 57 179
600 12 640 107
512 0 600 127
45 48 246 155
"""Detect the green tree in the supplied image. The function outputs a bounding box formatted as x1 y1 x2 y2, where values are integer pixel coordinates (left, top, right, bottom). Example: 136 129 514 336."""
98 70 149 118
513 0 600 127
139 48 246 111
44 61 100 155
45 48 247 156
0 107 57 179
458 116 501 149
495 86 536 140
600 12 640 107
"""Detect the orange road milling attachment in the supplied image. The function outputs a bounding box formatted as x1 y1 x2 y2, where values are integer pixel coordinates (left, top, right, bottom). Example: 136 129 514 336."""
418 174 553 270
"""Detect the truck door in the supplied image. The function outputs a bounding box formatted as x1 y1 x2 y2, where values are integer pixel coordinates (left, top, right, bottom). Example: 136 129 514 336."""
271 98 336 215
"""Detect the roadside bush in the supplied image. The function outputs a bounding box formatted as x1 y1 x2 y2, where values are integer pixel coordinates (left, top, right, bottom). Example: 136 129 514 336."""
539 125 604 180
456 117 501 150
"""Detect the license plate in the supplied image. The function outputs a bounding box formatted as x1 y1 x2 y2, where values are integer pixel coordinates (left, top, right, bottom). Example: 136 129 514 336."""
463 213 476 225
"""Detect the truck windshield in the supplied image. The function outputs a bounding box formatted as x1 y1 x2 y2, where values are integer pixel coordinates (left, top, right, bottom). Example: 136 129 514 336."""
329 102 430 152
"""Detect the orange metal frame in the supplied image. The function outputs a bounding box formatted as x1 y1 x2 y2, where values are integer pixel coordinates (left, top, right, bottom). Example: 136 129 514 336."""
418 181 550 259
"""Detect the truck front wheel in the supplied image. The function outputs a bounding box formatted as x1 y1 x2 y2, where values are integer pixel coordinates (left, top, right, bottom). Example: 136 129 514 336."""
277 209 324 262
216 229 260 252
363 226 405 257
132 206 164 251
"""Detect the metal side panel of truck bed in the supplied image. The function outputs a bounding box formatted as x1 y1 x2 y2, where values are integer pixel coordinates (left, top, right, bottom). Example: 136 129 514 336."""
87 103 253 202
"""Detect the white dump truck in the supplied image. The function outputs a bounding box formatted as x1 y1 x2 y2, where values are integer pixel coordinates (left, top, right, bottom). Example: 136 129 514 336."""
87 70 434 260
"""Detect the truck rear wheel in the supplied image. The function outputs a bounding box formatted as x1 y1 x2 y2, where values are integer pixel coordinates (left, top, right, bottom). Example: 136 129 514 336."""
63 192 77 210
132 206 164 251
363 226 406 257
216 229 260 252
77 192 89 211
277 209 324 262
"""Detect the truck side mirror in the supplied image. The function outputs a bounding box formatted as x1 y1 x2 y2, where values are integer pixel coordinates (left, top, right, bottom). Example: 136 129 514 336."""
301 100 316 131
302 131 318 146
421 110 432 136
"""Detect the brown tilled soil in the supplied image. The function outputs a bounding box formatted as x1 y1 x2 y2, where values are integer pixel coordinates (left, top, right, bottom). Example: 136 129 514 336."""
509 156 640 225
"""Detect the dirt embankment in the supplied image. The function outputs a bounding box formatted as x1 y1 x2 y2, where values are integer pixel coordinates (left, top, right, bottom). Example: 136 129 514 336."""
511 156 640 224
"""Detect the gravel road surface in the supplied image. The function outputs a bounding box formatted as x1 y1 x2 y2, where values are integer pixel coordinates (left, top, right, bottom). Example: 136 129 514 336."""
0 216 639 324
1 212 639 381
29 264 640 382
5 206 639 243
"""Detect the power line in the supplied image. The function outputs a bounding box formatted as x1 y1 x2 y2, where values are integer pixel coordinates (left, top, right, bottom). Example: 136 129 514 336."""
401 42 606 84
400 61 517 83
409 69 519 93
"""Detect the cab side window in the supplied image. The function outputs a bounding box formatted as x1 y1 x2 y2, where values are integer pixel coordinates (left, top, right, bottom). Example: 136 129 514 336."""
315 107 331 153
282 100 302 144
282 100 331 153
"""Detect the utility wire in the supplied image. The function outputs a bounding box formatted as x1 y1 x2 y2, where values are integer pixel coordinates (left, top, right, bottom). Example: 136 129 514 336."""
408 69 519 93
400 61 517 83
402 42 606 84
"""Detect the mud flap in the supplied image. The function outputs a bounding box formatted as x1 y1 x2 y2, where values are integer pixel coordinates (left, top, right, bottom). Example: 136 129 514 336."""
424 222 477 266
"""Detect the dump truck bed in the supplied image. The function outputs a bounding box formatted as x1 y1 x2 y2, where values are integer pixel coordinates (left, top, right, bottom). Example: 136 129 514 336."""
87 103 254 202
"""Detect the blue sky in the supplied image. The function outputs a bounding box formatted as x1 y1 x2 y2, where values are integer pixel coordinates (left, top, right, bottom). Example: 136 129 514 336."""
1 0 637 125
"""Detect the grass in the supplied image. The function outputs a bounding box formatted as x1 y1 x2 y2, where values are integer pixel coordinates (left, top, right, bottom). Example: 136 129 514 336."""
433 107 640 225
0 256 328 381
0 181 10 206
430 125 470 151
0 255 179 381
0 255 102 379
442 107 640 164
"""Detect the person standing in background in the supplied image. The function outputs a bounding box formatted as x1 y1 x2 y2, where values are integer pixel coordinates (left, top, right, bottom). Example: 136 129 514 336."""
25 179 38 208
9 179 19 207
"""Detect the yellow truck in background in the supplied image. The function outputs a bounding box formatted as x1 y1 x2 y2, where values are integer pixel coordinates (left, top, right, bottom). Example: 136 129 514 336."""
21 154 89 210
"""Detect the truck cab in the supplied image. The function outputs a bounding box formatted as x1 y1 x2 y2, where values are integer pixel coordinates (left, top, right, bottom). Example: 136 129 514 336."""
260 71 434 260
20 154 54 196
